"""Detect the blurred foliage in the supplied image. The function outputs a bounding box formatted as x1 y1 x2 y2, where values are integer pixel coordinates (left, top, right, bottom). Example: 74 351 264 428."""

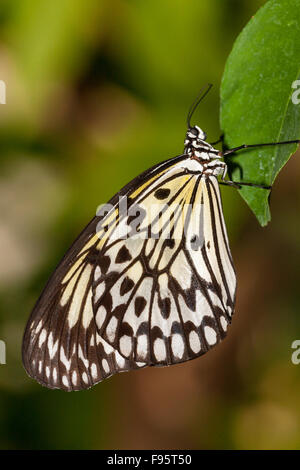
221 0 300 226
0 0 300 450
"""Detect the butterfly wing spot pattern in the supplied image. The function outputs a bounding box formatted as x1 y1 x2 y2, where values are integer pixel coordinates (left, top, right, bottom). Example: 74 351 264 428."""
23 124 237 391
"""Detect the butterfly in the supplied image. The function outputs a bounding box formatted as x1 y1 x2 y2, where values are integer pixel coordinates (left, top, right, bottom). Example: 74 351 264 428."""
22 85 300 391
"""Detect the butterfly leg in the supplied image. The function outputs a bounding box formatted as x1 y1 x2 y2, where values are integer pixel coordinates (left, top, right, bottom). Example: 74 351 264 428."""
222 139 300 157
219 180 271 190
218 138 300 189
210 134 224 146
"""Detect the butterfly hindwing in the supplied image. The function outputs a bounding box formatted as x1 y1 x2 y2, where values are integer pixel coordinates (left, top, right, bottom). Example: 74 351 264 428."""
93 160 236 366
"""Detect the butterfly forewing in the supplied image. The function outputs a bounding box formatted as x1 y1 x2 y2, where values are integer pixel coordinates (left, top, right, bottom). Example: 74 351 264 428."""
22 156 186 390
22 230 145 391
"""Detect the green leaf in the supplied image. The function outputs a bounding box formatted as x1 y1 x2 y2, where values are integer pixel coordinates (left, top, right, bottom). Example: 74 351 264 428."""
220 0 300 226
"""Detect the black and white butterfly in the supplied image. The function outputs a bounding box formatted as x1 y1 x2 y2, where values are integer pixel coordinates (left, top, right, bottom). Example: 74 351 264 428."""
22 85 300 391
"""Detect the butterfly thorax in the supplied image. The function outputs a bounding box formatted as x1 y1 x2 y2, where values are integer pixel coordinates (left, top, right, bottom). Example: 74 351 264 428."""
184 125 226 177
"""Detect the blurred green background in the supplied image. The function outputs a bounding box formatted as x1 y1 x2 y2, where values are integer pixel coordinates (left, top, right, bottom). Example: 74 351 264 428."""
0 0 300 450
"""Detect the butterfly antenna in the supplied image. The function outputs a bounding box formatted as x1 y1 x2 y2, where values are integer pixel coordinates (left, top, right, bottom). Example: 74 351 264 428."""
187 83 213 128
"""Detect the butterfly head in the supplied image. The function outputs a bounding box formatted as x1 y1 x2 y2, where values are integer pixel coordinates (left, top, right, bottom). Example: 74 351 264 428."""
184 125 208 156
187 125 207 141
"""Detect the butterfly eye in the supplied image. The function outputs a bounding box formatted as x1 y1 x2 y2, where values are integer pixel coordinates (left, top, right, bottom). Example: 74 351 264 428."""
189 127 198 136
186 127 199 140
